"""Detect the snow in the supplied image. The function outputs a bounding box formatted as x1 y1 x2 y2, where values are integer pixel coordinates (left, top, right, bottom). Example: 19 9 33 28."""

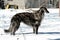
0 9 60 40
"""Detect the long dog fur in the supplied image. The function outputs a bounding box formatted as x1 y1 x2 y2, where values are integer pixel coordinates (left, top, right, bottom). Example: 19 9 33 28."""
4 7 49 35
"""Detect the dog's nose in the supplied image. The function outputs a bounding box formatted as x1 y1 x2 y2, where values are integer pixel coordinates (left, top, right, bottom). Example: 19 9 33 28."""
46 10 49 13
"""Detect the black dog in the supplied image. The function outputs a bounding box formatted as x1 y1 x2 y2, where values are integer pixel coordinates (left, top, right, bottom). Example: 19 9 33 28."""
4 7 49 35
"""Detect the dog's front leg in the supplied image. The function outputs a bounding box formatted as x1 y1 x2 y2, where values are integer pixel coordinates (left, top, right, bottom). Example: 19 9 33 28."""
35 26 39 34
33 26 39 34
33 26 35 33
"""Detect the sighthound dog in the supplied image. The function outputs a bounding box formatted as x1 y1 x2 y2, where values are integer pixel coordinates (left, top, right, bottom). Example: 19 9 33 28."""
4 7 49 35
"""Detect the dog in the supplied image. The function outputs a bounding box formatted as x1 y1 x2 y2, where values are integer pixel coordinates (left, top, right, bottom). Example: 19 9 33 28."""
4 7 49 35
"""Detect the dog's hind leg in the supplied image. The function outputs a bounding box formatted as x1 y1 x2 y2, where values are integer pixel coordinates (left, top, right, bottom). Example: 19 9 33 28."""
10 22 20 35
4 21 20 35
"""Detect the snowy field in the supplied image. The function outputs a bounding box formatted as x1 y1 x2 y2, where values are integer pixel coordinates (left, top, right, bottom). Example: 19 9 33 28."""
0 9 60 40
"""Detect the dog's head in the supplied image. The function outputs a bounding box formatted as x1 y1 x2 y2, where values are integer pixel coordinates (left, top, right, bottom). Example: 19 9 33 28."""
40 7 49 13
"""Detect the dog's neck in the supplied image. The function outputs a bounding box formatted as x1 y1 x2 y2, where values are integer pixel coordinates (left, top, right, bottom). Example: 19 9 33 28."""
33 9 44 21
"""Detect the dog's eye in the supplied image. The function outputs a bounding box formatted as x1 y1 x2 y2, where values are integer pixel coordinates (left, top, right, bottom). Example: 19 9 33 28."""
41 10 44 13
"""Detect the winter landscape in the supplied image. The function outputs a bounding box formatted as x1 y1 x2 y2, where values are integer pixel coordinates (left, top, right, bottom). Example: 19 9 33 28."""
0 8 60 40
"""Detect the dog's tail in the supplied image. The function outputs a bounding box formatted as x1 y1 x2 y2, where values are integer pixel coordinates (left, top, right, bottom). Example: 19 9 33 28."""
4 29 10 33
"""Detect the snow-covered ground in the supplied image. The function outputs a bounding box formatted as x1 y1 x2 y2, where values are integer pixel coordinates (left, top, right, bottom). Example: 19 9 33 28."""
0 9 60 40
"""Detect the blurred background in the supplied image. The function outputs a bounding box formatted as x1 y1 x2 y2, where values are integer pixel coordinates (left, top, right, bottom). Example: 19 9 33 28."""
0 0 59 9
0 0 60 40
